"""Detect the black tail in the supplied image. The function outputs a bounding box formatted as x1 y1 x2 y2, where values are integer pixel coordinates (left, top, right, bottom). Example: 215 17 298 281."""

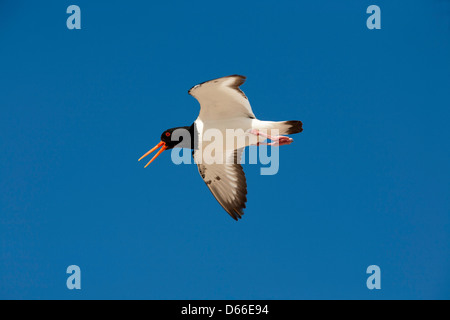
282 120 303 135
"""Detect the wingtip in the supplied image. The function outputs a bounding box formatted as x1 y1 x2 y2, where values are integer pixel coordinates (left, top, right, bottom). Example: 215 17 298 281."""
188 74 247 95
228 74 246 80
225 208 244 221
232 208 244 221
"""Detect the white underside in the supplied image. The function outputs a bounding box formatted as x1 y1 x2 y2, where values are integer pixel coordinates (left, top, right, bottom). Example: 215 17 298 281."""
194 117 285 164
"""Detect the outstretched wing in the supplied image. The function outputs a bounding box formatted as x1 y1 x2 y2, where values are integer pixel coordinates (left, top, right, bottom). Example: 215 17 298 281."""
188 75 256 121
194 149 247 220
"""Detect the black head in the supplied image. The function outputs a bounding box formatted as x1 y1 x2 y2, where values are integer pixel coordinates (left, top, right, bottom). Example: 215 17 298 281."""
160 128 180 150
138 125 194 168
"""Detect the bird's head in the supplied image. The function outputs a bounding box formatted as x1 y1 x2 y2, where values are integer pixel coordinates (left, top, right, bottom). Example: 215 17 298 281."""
139 127 189 167
160 128 180 149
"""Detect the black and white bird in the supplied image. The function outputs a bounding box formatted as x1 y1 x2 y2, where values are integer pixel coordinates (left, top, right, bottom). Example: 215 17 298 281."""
139 75 303 220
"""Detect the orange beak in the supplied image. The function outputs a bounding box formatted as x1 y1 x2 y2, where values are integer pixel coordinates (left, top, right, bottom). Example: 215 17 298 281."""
138 141 167 168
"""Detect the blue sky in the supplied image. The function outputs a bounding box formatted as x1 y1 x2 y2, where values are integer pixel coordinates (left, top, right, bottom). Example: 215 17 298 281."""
0 0 449 299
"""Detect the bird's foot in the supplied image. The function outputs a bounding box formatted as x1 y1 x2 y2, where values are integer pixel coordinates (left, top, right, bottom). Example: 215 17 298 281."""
250 129 293 146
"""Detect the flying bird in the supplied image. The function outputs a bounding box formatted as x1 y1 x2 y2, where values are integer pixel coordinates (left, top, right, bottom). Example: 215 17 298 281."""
139 75 303 220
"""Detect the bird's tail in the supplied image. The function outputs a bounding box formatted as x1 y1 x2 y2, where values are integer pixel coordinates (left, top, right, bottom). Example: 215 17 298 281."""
259 120 303 135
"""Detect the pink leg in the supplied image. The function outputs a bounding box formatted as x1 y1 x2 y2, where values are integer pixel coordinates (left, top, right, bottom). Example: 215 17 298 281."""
250 129 293 146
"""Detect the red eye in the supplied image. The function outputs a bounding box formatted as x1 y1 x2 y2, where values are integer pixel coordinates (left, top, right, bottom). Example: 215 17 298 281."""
165 132 171 137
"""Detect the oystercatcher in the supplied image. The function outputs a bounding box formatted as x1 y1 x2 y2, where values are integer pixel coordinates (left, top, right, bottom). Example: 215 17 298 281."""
139 75 303 220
